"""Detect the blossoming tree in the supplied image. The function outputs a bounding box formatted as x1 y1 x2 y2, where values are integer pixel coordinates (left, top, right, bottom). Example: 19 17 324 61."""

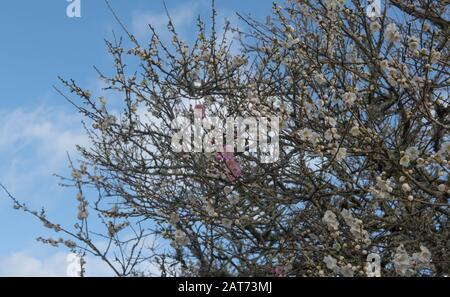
5 0 449 276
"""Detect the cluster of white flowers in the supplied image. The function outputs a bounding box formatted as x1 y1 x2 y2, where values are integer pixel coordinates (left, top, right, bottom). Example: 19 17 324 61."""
298 128 320 145
198 50 210 63
322 210 339 230
370 175 394 199
370 20 381 33
193 80 202 88
324 0 344 11
379 59 405 86
400 146 420 167
384 23 401 43
401 183 411 192
323 255 355 277
228 195 240 205
76 192 89 220
325 116 337 127
98 96 107 107
105 205 119 218
173 229 189 247
379 59 390 72
38 237 63 247
407 36 420 51
437 184 448 193
224 186 232 195
430 49 441 64
323 255 339 273
282 33 300 48
386 65 400 86
333 147 347 162
99 115 117 131
343 91 357 107
72 169 82 180
205 201 218 217
393 244 432 276
64 240 77 249
232 56 247 67
180 44 189 56
341 209 370 243
221 218 233 229
107 221 129 237
437 141 450 159
39 213 61 232
325 128 340 142
350 125 360 137
314 73 327 85
169 212 180 225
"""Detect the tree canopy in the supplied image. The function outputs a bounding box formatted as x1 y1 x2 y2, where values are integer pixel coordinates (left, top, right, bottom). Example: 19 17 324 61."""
6 0 449 277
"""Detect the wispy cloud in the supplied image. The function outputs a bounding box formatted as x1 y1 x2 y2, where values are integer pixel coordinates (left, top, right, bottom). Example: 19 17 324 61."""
0 251 68 277
0 250 112 277
0 107 88 159
0 106 89 203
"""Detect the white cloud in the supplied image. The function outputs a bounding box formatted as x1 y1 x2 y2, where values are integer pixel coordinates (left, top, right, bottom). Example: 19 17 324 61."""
0 106 89 203
0 250 113 277
0 107 89 159
0 251 66 277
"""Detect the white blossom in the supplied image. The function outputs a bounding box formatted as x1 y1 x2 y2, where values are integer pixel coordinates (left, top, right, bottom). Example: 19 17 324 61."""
174 229 189 246
324 0 339 11
224 186 232 195
205 202 218 217
77 203 88 220
341 209 370 242
314 73 327 85
393 244 432 276
438 141 450 157
107 221 128 237
298 128 320 145
401 183 411 192
393 244 413 276
430 50 441 64
407 36 420 51
405 146 419 160
64 240 77 249
400 155 411 167
350 125 360 136
324 129 333 141
437 184 447 193
325 116 337 127
221 218 233 229
379 59 389 71
343 92 357 107
335 148 347 161
170 213 180 225
322 210 339 230
370 21 381 33
412 245 432 267
323 255 338 271
340 265 354 277
385 23 401 43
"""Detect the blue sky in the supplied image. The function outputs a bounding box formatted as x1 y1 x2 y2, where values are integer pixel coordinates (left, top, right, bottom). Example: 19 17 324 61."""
0 0 273 276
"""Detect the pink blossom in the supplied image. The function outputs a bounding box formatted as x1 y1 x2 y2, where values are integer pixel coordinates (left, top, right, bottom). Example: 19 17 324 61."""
215 145 242 182
194 104 205 119
273 266 286 277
